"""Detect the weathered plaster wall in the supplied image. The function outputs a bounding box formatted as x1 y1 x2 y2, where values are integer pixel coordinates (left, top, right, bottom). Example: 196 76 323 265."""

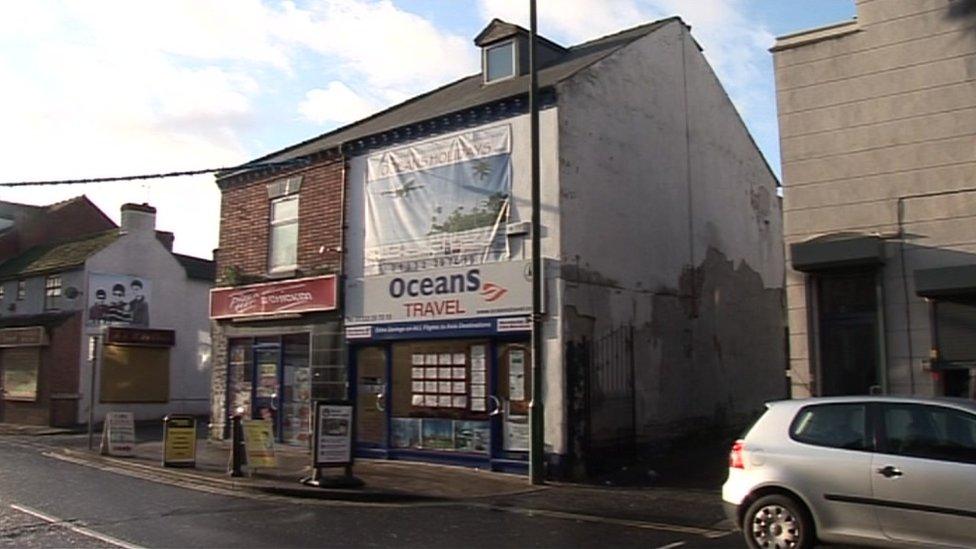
81 229 212 422
557 20 786 445
345 112 568 454
775 0 976 397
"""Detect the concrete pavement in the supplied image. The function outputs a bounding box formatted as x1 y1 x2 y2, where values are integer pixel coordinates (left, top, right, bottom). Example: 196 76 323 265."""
2 422 734 538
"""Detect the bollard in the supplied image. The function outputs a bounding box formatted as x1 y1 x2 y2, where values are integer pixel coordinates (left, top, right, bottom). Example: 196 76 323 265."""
229 412 244 477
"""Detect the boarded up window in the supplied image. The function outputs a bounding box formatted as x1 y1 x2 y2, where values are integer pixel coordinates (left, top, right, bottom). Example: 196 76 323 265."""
935 297 976 364
100 345 169 403
2 347 40 401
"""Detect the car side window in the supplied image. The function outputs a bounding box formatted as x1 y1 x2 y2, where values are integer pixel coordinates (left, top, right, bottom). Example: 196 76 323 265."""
790 403 870 451
881 403 976 464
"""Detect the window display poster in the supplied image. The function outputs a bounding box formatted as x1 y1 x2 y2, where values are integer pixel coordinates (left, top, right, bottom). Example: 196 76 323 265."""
425 354 438 365
471 398 486 412
452 353 466 365
451 367 466 380
454 420 489 453
452 396 468 408
504 414 530 452
421 418 455 450
437 395 453 408
509 350 526 401
471 370 486 384
314 403 352 466
391 418 421 449
412 354 425 365
411 394 424 406
471 384 486 398
438 353 452 365
256 363 278 398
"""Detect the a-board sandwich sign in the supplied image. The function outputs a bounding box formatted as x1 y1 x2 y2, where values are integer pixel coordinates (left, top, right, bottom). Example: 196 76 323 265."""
162 415 197 468
100 411 135 456
313 401 353 467
242 419 277 470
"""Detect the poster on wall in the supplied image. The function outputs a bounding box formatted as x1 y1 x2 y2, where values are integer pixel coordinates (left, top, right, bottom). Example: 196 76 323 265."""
87 274 152 327
365 124 512 276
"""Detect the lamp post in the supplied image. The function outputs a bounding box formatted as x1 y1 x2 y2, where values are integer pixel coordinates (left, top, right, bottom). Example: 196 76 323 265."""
528 0 545 485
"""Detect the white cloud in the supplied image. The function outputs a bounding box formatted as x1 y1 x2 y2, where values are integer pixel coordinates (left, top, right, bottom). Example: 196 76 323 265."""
477 0 778 165
299 81 380 125
287 0 478 90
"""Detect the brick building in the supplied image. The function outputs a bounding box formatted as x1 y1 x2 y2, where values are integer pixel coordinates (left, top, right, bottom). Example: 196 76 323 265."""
208 158 346 446
210 16 785 477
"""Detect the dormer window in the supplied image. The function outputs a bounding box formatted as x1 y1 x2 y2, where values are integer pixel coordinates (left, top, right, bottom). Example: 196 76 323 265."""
484 40 516 83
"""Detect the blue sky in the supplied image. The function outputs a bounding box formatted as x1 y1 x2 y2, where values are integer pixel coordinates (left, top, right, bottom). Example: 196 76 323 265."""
0 1 855 258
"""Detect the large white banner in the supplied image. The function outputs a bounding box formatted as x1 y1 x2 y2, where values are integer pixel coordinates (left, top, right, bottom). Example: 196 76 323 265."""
365 124 512 276
88 273 152 327
346 260 532 325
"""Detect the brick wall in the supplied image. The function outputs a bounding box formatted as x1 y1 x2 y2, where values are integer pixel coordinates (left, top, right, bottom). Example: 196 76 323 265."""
215 158 345 285
1 313 81 426
0 197 116 263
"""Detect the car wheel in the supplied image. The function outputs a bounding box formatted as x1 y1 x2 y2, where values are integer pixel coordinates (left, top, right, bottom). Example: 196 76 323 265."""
742 494 814 549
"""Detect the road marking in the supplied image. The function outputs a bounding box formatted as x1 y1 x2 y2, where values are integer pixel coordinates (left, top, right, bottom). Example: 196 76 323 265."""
464 503 732 539
10 504 143 549
654 542 686 549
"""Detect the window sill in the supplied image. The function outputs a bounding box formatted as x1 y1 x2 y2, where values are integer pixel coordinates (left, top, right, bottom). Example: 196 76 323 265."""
267 268 298 280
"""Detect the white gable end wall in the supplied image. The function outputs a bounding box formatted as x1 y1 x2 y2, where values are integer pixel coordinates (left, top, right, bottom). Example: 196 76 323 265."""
556 20 785 451
79 230 211 422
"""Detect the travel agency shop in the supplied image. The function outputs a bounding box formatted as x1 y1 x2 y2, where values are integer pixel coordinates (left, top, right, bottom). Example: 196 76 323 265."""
344 120 557 474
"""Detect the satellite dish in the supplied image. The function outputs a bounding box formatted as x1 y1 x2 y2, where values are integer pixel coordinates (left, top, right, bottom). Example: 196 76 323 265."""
63 287 80 299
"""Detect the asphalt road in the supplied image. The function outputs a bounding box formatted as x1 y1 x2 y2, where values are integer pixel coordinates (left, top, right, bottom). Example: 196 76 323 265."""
0 437 741 548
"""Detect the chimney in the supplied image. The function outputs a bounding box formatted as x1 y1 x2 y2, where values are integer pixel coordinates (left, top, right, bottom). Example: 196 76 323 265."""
155 230 174 251
120 203 156 235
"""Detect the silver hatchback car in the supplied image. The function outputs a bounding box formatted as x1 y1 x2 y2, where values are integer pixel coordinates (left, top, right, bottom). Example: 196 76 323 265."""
722 396 976 548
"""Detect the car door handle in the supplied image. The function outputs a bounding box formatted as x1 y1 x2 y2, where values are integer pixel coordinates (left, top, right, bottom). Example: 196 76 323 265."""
877 465 903 478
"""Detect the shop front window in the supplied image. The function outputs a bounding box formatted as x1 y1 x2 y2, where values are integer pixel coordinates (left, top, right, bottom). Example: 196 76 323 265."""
281 334 311 446
390 341 491 454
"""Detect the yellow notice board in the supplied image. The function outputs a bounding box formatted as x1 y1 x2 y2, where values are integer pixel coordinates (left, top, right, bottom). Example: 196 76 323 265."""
242 419 277 469
163 416 197 467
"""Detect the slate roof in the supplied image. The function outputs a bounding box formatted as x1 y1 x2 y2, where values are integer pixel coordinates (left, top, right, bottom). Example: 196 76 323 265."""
0 230 119 281
174 253 216 282
221 17 680 180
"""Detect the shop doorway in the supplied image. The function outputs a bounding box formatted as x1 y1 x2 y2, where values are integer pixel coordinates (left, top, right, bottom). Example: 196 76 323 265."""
232 334 311 446
494 343 531 458
356 346 387 447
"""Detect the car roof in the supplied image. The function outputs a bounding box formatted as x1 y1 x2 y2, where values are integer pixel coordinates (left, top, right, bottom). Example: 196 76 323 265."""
766 395 976 414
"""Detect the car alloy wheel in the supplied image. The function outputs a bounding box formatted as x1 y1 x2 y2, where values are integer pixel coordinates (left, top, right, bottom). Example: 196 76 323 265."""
743 494 813 549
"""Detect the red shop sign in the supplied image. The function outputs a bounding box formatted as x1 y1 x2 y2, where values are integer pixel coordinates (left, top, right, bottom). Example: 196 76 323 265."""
210 275 337 319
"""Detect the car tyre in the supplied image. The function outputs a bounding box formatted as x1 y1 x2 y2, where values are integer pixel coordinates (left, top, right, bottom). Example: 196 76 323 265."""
742 494 814 549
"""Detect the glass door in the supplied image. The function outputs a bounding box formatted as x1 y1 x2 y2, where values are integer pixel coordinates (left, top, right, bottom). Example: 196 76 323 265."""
495 342 531 456
356 346 388 447
252 344 281 437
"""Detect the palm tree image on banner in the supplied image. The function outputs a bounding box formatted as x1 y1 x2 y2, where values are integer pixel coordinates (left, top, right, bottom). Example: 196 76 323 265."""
365 124 512 276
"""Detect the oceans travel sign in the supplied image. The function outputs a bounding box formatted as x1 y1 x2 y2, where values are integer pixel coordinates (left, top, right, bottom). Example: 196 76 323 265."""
210 275 337 319
346 261 532 328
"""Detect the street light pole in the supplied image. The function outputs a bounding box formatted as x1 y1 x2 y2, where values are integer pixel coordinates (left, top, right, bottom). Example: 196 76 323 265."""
528 0 545 485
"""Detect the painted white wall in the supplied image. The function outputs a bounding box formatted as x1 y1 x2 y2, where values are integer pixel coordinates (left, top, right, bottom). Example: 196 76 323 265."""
345 111 568 453
556 20 785 439
78 224 212 423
